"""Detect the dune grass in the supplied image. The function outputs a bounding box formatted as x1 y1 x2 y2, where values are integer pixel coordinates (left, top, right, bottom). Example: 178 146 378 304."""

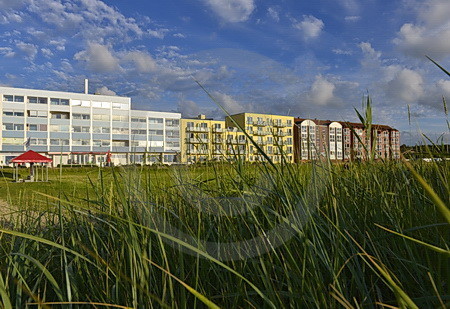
0 158 448 308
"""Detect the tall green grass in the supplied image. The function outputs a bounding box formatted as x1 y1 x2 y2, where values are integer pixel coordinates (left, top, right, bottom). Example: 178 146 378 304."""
0 158 448 308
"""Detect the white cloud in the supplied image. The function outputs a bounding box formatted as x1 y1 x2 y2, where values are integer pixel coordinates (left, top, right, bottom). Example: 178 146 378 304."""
394 0 450 59
203 0 255 23
344 15 360 22
338 0 359 13
95 86 116 96
122 51 157 73
333 48 352 55
148 28 169 39
211 91 246 114
385 68 424 103
0 46 15 57
293 15 324 40
178 99 200 117
308 75 336 106
74 43 119 73
41 48 53 58
437 79 450 95
173 33 186 38
0 11 23 24
49 39 66 51
16 42 37 60
267 7 280 22
27 0 144 42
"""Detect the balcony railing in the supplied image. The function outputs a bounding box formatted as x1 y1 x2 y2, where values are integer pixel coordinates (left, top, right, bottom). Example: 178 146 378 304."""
252 120 267 126
186 127 209 132
273 122 290 128
273 131 290 136
186 137 209 144
188 149 208 155
212 138 223 143
253 130 270 136
212 127 224 132
226 139 246 144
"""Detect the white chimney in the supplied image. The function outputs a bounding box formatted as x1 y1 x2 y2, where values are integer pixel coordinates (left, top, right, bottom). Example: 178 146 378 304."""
84 79 89 94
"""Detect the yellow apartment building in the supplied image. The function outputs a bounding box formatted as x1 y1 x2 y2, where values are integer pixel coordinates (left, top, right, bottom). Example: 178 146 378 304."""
180 115 227 163
225 112 295 163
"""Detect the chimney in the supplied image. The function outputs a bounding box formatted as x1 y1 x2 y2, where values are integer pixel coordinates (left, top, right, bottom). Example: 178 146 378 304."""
198 114 206 120
84 79 89 94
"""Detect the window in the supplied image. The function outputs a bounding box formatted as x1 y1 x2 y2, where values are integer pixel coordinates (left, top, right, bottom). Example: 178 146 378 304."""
72 139 90 146
131 117 146 123
14 96 24 102
3 95 24 102
28 97 37 104
38 97 48 104
93 114 110 121
148 117 163 124
165 119 179 127
28 110 47 118
166 130 179 138
72 126 90 133
2 138 23 145
166 141 180 148
28 124 38 131
112 115 128 122
50 139 69 146
51 112 69 119
93 140 102 147
3 110 24 117
112 127 129 134
131 129 146 135
3 123 24 130
50 125 69 132
73 113 90 120
149 129 163 135
51 98 69 105
30 138 47 145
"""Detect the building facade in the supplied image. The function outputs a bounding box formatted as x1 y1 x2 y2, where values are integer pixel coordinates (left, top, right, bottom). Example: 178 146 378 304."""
180 115 227 163
225 113 295 163
294 118 400 162
0 86 181 166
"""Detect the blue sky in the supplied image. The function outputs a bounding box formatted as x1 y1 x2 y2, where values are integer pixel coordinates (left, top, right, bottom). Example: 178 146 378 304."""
0 0 449 144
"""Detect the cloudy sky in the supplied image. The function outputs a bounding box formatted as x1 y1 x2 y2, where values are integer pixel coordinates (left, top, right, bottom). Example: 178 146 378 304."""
0 0 449 144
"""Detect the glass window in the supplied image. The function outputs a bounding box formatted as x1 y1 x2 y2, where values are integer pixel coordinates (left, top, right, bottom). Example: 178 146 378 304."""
148 117 163 124
14 96 24 102
149 129 163 135
3 95 13 102
38 97 48 104
28 97 38 104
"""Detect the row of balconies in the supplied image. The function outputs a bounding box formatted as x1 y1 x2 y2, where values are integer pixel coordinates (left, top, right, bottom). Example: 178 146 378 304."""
246 120 291 127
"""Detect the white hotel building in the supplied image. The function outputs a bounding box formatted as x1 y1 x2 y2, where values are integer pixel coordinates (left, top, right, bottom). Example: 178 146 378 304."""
0 85 181 166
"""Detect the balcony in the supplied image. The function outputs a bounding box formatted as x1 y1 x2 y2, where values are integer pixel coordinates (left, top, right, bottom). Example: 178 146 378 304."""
227 139 246 144
256 140 267 145
252 120 267 126
212 127 224 132
212 138 223 143
273 131 290 137
253 130 270 136
186 126 209 132
186 137 209 144
273 122 290 128
188 149 208 155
